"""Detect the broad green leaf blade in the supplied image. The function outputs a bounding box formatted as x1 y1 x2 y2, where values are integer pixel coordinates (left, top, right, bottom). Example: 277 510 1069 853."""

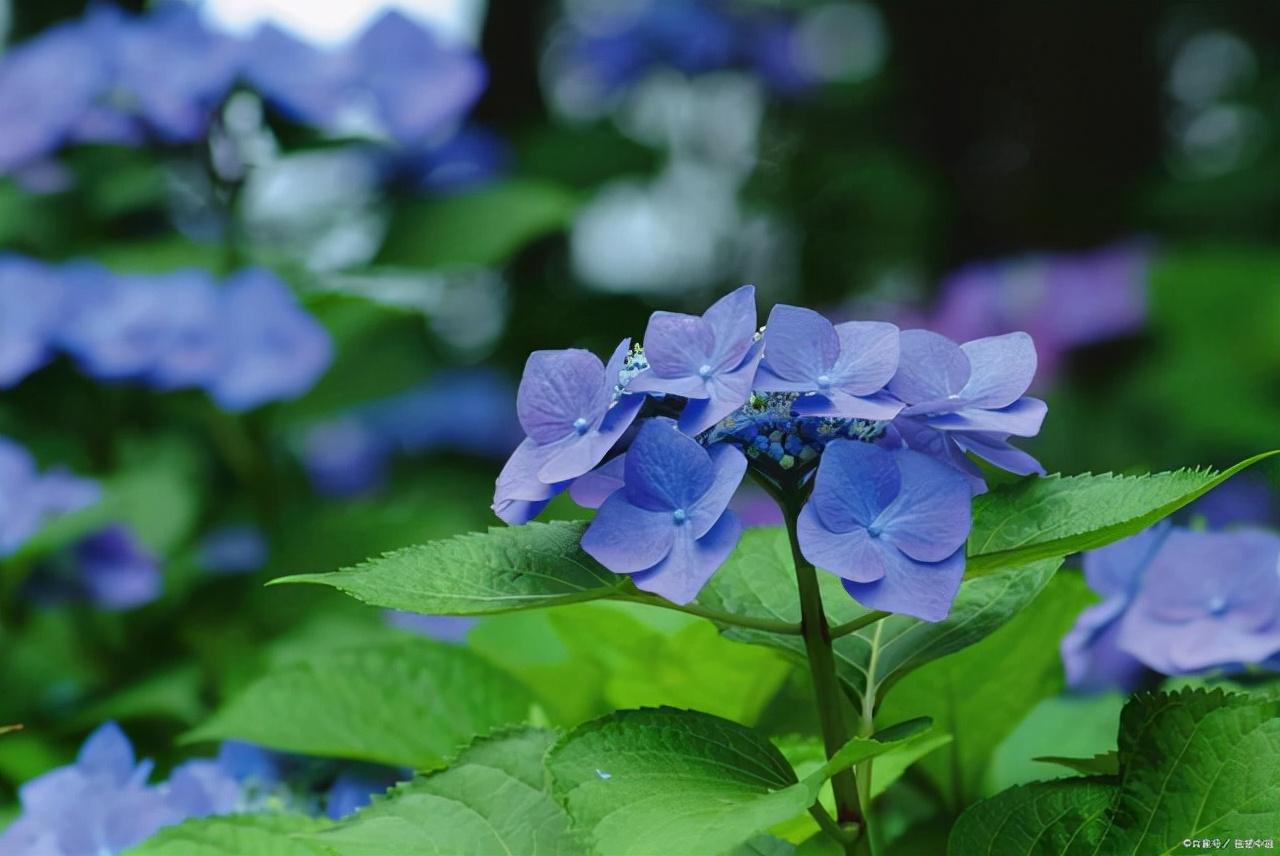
1033 753 1120 777
1096 688 1280 853
948 779 1116 856
877 572 1093 808
184 638 536 768
271 521 630 616
698 528 1060 706
988 693 1125 793
126 814 334 856
547 706 928 856
309 728 580 856
966 451 1280 576
378 179 579 269
547 707 807 856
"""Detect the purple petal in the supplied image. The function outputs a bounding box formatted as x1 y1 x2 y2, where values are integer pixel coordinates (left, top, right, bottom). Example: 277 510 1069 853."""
1081 523 1170 599
538 392 643 484
165 760 241 818
492 438 563 524
677 340 763 435
76 722 136 783
806 440 900 533
687 444 747 537
516 349 609 444
570 455 627 509
890 417 988 493
581 493 675 574
888 329 969 404
793 389 904 421
619 419 714 511
1061 597 1146 692
829 321 899 394
701 284 758 369
876 450 972 563
759 304 839 383
843 545 966 622
952 432 1045 476
929 397 1047 437
958 332 1038 409
630 511 742 604
797 502 886 583
641 311 717 380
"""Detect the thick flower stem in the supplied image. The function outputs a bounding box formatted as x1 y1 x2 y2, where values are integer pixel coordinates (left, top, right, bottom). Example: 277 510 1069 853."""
783 502 863 848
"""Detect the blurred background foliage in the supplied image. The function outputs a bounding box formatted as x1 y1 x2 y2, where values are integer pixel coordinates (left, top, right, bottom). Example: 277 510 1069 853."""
0 0 1278 849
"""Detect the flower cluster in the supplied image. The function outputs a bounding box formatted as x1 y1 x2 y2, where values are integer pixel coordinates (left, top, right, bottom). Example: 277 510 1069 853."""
0 436 99 557
0 723 406 854
493 286 1047 620
0 4 484 176
0 255 332 411
1062 522 1280 691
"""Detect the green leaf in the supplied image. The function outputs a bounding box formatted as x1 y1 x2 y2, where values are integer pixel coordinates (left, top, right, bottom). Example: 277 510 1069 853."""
271 521 630 616
988 693 1125 794
379 179 580 269
547 707 930 856
309 728 580 856
948 778 1116 856
698 528 1060 707
126 814 334 856
184 638 536 767
1033 752 1120 777
953 688 1280 855
876 572 1093 808
966 451 1280 576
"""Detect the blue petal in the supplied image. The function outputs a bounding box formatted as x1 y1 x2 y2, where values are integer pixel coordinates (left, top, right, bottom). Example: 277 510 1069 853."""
843 545 965 622
888 329 969 404
516 349 609 444
630 511 742 604
759 304 839 382
876 450 971 563
581 492 675 574
619 419 715 511
958 332 1038 409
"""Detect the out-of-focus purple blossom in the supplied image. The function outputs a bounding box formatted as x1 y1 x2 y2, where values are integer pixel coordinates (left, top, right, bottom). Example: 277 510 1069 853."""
244 10 485 148
196 524 269 575
1186 474 1277 528
756 304 901 421
627 284 763 435
493 341 644 524
1118 528 1280 674
1061 524 1170 693
385 611 477 644
581 418 745 604
929 242 1149 383
0 437 100 557
0 256 66 387
885 330 1046 493
303 370 522 498
797 439 971 622
207 268 334 412
0 722 180 855
74 525 162 610
398 126 510 194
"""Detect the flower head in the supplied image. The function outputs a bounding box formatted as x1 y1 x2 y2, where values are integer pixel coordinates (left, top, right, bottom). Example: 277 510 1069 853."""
1060 523 1169 692
886 330 1046 492
626 284 763 434
74 525 162 611
493 340 643 523
797 440 971 621
756 305 902 420
1117 528 1280 674
0 437 99 557
581 418 745 604
0 256 66 387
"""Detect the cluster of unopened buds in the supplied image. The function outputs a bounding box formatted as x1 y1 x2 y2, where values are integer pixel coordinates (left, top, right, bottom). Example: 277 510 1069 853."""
493 285 1047 621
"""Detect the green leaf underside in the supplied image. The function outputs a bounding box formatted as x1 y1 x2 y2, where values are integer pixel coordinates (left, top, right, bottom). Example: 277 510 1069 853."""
272 521 628 616
699 528 1061 705
950 688 1280 855
877 572 1093 807
966 451 1280 576
546 707 932 856
126 814 333 855
309 728 581 856
183 639 536 768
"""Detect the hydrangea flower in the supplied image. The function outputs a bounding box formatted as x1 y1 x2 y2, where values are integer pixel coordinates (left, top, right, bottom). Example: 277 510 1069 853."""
207 268 335 411
494 288 1047 620
797 440 971 621
0 256 66 387
1059 524 1170 692
73 526 162 610
0 437 100 557
886 330 1046 492
493 341 644 523
385 611 478 643
626 284 763 434
196 524 269 575
1117 528 1280 674
756 305 902 420
581 418 745 604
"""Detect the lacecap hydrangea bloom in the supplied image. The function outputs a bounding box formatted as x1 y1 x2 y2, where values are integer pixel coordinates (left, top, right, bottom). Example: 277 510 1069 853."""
1062 522 1280 689
494 285 1045 621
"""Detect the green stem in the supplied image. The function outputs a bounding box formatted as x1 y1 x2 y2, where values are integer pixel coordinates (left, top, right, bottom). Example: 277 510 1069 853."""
829 611 890 639
856 621 886 856
618 593 802 635
783 501 863 848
